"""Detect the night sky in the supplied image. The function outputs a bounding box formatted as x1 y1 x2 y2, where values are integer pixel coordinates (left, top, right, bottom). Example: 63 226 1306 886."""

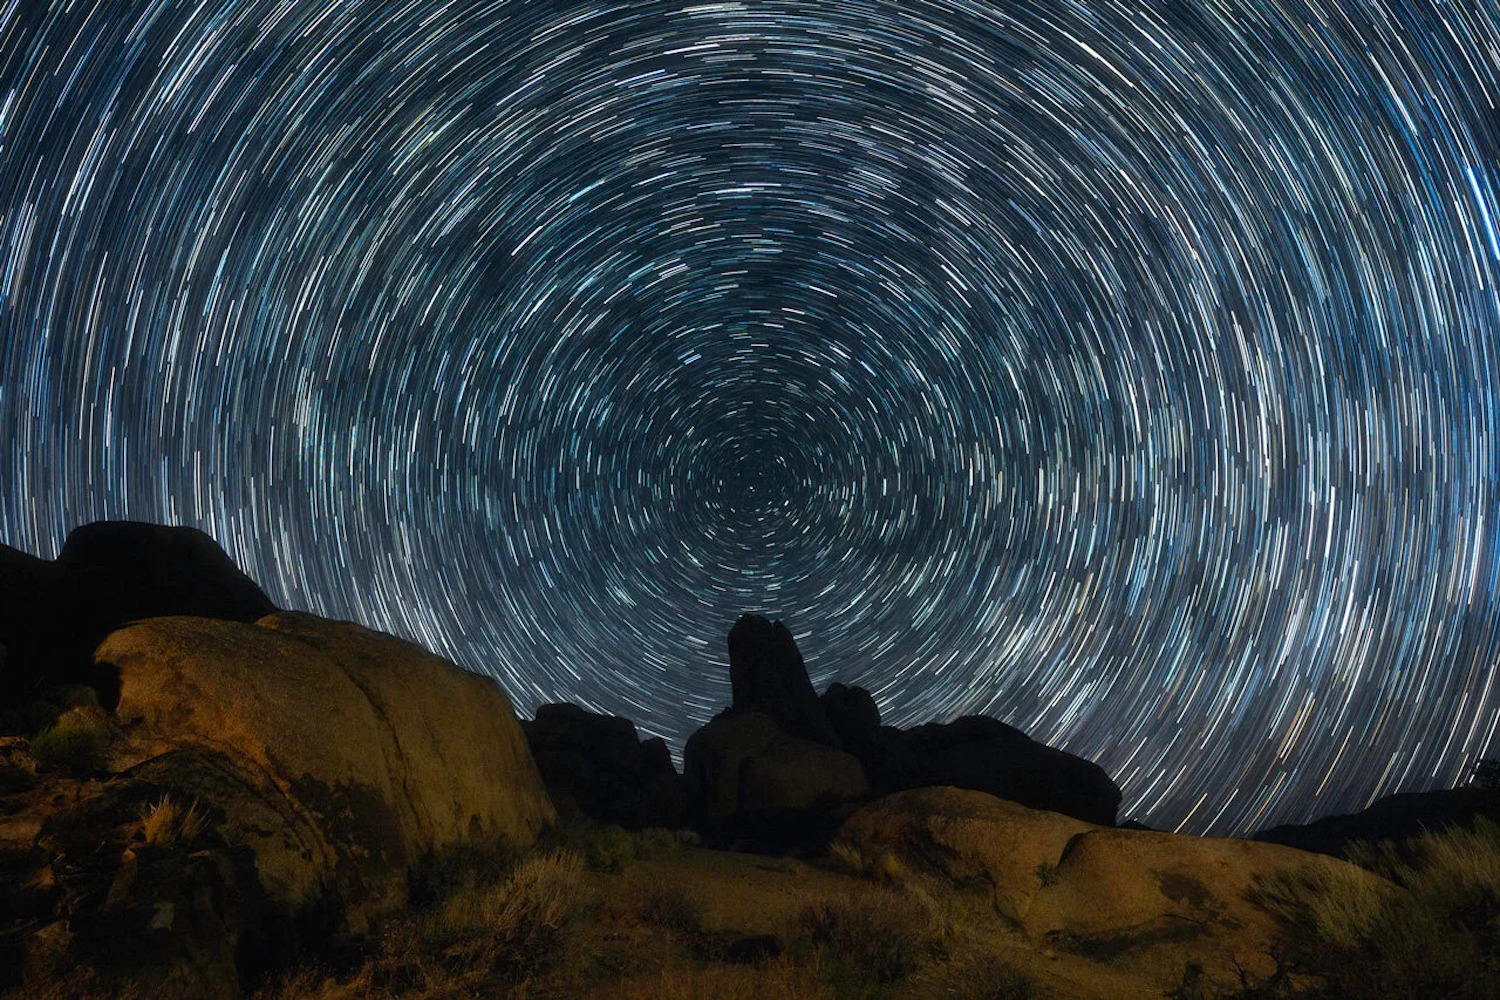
3 0 1499 836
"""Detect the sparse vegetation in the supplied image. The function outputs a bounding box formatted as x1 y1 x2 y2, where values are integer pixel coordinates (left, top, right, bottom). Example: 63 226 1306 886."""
639 886 704 934
357 847 589 995
824 839 908 886
27 707 111 776
538 819 683 872
943 953 1041 1000
790 895 927 991
139 794 208 847
406 833 523 906
1224 817 1500 999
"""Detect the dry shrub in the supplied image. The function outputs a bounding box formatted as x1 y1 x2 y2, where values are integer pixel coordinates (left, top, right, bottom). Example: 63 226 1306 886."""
632 826 685 860
436 848 586 944
363 848 588 995
639 886 704 934
825 839 908 886
827 839 866 874
1252 817 1500 1000
28 707 112 776
791 894 928 988
619 956 835 1000
941 953 1040 1000
406 834 523 906
140 794 208 847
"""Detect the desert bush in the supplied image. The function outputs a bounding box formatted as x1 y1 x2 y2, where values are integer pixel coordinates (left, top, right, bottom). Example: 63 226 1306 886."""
1252 817 1500 1000
639 886 704 934
619 957 836 1000
824 839 908 887
28 707 112 776
944 954 1040 1000
1166 958 1301 1000
632 826 685 860
406 834 523 906
140 794 208 847
792 896 924 989
827 839 866 874
368 848 588 993
539 819 643 872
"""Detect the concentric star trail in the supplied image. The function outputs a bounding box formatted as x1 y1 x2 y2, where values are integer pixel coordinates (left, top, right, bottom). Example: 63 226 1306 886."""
2 0 1499 835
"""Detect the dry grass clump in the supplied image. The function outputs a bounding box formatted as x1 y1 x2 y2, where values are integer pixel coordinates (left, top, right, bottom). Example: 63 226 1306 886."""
139 794 208 847
27 706 112 776
1248 817 1500 1000
616 956 835 1000
340 848 589 997
824 839 908 887
939 953 1041 1000
639 886 705 934
790 895 931 991
538 820 683 872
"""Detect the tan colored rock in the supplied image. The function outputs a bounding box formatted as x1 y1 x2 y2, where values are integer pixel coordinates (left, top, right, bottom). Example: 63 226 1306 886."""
1024 826 1381 982
841 786 1389 987
840 786 1095 921
98 613 554 925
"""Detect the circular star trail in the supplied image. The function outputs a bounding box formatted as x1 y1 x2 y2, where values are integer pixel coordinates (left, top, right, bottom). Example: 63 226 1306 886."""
3 0 1500 835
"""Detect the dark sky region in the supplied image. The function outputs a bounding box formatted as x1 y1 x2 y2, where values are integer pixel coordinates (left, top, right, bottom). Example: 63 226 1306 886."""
2 0 1499 836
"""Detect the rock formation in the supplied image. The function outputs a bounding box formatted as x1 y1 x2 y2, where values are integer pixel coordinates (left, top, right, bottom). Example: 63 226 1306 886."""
818 681 1121 825
841 787 1390 984
523 702 686 829
2 611 554 998
682 614 1121 843
0 522 275 706
724 614 839 746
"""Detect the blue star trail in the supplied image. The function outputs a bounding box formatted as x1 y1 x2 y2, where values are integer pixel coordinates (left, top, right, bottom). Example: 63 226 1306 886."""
2 0 1499 836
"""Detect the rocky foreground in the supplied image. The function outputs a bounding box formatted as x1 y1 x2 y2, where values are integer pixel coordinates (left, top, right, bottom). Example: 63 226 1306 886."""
1 522 1496 999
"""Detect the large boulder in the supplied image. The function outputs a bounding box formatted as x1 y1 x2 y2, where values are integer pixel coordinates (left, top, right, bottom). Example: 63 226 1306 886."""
523 702 686 829
841 787 1388 984
839 786 1094 921
724 614 838 747
684 712 867 849
0 522 275 705
815 683 1120 826
901 716 1121 825
98 612 555 926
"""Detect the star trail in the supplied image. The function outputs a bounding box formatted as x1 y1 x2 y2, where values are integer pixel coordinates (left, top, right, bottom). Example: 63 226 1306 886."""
2 0 1499 835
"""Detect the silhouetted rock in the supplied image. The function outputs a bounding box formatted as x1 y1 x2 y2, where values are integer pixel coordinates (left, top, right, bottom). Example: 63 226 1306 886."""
725 614 838 747
842 787 1389 984
523 703 686 829
683 712 867 850
894 716 1121 826
1251 786 1500 858
815 704 1121 826
0 522 275 708
820 682 881 752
